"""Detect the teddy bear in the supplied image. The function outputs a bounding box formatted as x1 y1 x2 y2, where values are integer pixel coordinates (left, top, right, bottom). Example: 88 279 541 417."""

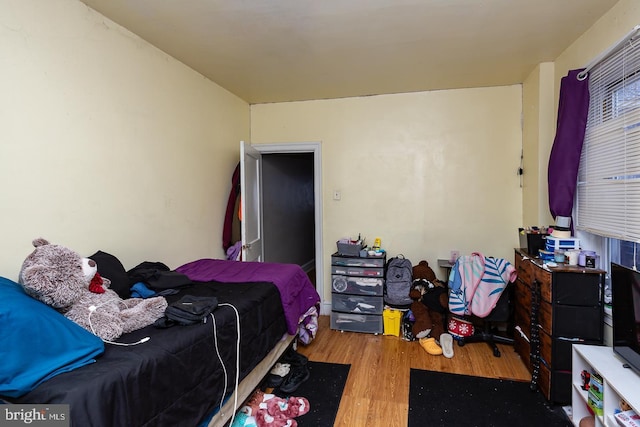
409 286 432 339
19 238 168 342
411 260 450 354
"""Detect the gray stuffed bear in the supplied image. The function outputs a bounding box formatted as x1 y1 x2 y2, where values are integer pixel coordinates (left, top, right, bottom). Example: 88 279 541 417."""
19 238 168 342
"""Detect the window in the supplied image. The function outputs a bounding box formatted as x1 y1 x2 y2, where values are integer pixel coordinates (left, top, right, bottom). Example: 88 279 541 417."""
610 238 640 269
576 36 640 242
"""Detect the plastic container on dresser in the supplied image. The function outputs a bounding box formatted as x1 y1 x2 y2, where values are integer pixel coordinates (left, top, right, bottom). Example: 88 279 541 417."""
330 252 385 334
571 344 640 427
513 249 605 404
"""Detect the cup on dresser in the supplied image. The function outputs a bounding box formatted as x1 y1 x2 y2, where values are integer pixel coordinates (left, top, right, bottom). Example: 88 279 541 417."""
566 250 579 266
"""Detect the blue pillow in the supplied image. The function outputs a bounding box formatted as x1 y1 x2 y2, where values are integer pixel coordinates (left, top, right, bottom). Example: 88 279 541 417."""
0 277 104 398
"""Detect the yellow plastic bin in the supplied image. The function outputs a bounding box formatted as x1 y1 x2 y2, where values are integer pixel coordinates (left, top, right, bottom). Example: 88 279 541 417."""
383 308 402 336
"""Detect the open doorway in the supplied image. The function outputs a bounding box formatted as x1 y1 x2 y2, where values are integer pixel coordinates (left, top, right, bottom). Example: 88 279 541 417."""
262 153 315 271
253 142 325 313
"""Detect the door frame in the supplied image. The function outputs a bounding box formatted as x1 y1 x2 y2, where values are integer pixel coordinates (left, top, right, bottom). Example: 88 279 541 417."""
253 142 327 315
240 141 263 262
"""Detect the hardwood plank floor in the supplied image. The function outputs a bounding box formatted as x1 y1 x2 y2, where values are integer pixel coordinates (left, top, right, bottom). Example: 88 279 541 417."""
296 315 531 427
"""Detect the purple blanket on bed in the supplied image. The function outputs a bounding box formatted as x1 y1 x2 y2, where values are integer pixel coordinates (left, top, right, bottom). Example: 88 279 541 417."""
176 259 320 335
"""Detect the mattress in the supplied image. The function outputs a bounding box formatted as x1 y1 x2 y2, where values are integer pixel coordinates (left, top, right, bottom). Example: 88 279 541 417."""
176 258 321 335
12 280 287 427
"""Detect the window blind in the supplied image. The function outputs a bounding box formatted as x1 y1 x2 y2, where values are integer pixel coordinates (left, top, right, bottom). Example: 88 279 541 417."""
576 35 640 242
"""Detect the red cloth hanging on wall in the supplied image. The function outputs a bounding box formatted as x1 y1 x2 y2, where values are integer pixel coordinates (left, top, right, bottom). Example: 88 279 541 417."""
222 162 241 251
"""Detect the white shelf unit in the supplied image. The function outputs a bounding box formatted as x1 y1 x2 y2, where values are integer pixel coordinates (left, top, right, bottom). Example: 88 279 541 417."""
571 344 640 427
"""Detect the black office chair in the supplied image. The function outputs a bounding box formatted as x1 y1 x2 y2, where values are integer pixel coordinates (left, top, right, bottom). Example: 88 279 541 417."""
456 283 514 357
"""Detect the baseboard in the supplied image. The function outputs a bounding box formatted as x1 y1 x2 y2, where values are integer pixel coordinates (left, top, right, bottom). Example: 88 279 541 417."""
300 259 315 272
320 301 332 316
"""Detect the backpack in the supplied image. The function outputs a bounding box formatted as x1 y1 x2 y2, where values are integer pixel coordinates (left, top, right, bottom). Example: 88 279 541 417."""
384 255 413 307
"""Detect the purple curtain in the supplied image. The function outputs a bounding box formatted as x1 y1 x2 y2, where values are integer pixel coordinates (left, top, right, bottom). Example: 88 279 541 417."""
547 69 590 226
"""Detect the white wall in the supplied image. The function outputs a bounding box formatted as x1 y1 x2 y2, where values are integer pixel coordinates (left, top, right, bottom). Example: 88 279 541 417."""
251 86 523 300
0 0 250 280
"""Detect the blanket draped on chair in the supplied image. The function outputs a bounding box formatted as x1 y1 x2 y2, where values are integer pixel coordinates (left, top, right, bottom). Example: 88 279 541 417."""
448 253 517 318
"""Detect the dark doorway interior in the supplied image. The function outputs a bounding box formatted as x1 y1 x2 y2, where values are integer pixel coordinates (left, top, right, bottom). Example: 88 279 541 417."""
262 153 316 282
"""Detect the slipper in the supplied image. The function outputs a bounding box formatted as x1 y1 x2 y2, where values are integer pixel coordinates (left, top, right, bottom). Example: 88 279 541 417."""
266 396 310 418
254 408 297 427
419 337 443 355
440 333 454 358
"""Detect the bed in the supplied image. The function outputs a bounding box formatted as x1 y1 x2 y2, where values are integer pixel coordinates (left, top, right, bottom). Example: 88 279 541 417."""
1 257 320 427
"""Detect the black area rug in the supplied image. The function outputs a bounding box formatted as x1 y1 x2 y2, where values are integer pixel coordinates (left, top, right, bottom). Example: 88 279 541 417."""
408 369 572 427
274 361 350 427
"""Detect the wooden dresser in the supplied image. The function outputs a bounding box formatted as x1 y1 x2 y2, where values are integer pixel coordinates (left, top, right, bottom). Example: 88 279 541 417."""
513 249 604 404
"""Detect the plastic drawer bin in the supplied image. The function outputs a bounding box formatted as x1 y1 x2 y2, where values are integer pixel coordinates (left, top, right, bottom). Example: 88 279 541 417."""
332 294 384 315
331 253 385 268
330 312 383 334
331 275 383 296
331 265 384 277
336 241 364 256
544 236 580 251
383 308 402 336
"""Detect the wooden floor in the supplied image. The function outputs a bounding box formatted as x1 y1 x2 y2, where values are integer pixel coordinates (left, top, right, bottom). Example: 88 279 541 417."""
296 315 531 427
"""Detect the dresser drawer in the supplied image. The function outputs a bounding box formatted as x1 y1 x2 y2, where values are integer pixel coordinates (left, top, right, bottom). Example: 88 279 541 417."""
330 312 383 334
538 300 552 334
514 302 531 339
331 265 384 277
551 272 602 306
331 254 385 268
332 293 383 315
331 275 383 296
535 268 552 304
514 277 531 303
539 301 602 339
539 330 573 371
514 332 531 371
515 254 533 284
555 305 602 339
538 360 571 404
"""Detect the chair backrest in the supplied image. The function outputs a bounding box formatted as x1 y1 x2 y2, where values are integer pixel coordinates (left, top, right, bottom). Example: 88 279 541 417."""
482 282 512 321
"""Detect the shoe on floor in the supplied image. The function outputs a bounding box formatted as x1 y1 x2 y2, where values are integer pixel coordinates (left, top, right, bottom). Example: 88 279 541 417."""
440 333 454 358
280 348 308 366
419 337 443 356
265 362 291 388
279 365 310 394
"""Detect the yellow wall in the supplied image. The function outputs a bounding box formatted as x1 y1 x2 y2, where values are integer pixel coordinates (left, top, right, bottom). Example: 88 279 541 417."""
537 0 639 246
520 0 640 232
522 62 555 227
554 0 640 95
0 0 249 280
251 86 523 300
4 0 633 297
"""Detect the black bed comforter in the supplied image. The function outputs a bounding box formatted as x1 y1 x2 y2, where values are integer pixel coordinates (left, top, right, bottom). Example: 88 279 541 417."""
12 281 287 427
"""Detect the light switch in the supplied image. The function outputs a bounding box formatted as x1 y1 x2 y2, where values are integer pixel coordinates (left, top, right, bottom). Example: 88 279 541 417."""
333 190 341 201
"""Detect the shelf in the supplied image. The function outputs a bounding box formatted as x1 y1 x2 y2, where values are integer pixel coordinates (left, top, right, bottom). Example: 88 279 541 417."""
572 344 640 427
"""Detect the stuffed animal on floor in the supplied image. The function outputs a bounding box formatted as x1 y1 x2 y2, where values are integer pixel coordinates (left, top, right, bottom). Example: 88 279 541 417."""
411 260 449 340
240 389 309 427
409 285 432 339
19 238 168 342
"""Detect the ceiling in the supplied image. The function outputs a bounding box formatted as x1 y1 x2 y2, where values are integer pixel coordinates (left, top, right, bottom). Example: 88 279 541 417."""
79 0 618 104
